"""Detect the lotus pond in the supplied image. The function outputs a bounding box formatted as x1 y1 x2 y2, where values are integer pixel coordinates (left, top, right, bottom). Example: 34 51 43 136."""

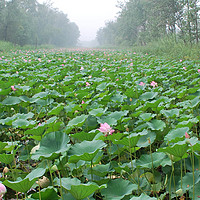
0 48 200 200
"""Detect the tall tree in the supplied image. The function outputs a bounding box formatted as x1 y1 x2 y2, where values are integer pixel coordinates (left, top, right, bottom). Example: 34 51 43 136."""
0 0 80 47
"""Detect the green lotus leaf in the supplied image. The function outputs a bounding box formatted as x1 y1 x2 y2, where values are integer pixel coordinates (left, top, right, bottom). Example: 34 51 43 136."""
4 178 37 193
26 160 49 181
19 95 33 102
1 96 21 105
158 141 189 158
88 163 111 177
136 152 171 169
12 119 35 129
108 110 129 121
34 98 54 106
24 125 46 136
181 171 200 191
31 131 70 160
114 161 136 173
147 119 166 131
111 94 126 102
0 153 14 164
89 108 106 117
98 132 124 142
144 99 164 109
164 127 190 143
68 140 106 163
71 131 97 142
101 178 137 200
47 103 64 116
54 177 81 190
161 108 180 118
96 82 107 91
190 96 200 108
17 85 31 91
32 91 49 99
176 118 199 129
31 187 59 200
189 182 200 200
137 130 156 147
139 92 158 101
113 133 141 147
130 194 157 200
97 117 117 126
70 183 106 200
139 113 156 121
83 115 99 132
46 116 58 124
3 141 18 151
0 141 7 152
68 114 88 127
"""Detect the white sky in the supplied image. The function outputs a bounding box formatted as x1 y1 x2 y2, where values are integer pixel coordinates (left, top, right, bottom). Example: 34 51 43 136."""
38 0 120 41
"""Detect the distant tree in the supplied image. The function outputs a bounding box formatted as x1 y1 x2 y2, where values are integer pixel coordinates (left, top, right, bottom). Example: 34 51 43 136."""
0 0 80 47
96 0 200 46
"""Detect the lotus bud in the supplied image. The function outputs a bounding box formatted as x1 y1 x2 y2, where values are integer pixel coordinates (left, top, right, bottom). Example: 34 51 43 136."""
36 176 50 188
51 165 58 172
30 144 40 154
3 167 9 174
176 188 183 196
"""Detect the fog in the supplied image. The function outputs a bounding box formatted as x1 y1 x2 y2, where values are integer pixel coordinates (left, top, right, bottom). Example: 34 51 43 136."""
38 0 120 42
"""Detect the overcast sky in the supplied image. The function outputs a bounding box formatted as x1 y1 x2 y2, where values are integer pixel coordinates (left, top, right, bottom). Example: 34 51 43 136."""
37 0 120 41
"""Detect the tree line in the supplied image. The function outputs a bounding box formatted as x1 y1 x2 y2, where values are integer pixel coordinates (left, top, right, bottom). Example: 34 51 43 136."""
0 0 80 47
96 0 200 46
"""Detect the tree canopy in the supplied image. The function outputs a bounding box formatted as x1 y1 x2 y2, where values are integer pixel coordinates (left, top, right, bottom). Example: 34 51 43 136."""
0 0 80 47
96 0 200 46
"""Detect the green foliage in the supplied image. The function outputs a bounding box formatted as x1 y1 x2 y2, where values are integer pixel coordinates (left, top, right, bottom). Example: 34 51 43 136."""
0 0 80 47
0 49 200 199
133 36 200 60
97 0 200 60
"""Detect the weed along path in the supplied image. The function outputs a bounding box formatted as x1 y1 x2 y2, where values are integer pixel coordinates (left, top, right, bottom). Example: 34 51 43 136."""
0 48 200 199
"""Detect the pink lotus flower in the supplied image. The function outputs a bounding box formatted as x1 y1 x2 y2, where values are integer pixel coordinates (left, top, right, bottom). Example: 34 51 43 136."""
185 132 190 139
98 123 115 136
102 68 106 72
0 183 6 199
86 82 90 87
81 100 85 104
198 69 200 73
150 81 158 88
80 66 84 70
183 67 186 70
116 79 119 81
139 82 145 86
11 85 16 91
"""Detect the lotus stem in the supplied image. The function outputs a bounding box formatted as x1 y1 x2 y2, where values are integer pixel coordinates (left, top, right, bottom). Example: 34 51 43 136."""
191 148 195 200
47 160 54 186
38 183 42 200
91 160 93 181
58 171 63 200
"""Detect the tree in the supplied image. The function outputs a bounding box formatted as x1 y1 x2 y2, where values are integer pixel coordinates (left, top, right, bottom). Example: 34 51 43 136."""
96 0 199 46
0 0 80 47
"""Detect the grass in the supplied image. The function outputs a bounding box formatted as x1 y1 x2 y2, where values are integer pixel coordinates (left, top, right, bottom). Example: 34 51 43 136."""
132 36 200 61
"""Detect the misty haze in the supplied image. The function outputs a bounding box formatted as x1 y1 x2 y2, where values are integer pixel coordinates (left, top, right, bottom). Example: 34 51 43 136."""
0 0 200 199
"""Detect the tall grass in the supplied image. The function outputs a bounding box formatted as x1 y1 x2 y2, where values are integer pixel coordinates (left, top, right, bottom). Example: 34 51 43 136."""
0 41 16 52
0 40 56 53
133 36 200 61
